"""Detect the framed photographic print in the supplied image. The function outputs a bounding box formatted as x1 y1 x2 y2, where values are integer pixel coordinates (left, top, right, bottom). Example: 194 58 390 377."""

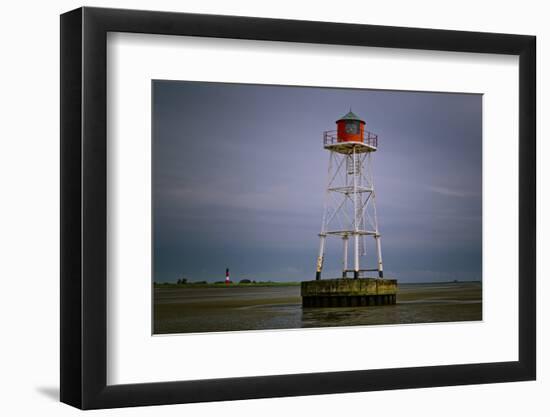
60 6 536 409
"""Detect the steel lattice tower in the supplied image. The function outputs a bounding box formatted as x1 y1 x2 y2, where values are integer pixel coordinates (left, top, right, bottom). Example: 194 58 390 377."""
315 110 384 280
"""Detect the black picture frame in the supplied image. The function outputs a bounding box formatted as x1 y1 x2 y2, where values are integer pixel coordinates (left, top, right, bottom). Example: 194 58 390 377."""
60 6 536 410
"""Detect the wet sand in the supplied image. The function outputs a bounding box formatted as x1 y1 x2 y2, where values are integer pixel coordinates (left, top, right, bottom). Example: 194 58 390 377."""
153 282 482 334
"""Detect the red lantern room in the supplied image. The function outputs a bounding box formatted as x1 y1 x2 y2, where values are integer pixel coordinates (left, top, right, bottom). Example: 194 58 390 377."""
323 109 378 153
336 110 365 143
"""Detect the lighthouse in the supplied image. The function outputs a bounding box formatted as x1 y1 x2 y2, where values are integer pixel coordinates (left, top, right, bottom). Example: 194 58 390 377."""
316 110 384 280
301 110 397 308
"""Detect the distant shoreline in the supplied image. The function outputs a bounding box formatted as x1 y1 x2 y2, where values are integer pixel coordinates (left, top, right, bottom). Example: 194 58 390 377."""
153 280 481 288
154 281 301 288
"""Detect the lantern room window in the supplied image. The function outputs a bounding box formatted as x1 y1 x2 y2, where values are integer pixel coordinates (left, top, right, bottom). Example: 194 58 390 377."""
345 121 360 134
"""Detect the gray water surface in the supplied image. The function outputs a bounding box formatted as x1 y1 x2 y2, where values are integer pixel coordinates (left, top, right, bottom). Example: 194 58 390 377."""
153 282 482 334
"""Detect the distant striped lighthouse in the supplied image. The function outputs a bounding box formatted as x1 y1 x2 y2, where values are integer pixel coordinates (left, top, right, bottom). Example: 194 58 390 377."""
225 268 230 285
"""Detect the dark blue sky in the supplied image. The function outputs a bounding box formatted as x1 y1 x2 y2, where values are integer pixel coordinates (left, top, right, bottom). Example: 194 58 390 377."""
153 81 482 283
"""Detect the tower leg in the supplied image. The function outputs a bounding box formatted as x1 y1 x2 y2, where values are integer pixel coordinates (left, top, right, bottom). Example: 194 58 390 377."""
342 235 348 278
368 151 384 279
316 234 326 280
375 235 384 278
352 147 360 280
354 233 359 279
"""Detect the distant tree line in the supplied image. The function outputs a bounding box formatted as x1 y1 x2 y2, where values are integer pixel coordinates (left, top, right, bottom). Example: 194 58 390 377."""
153 278 285 286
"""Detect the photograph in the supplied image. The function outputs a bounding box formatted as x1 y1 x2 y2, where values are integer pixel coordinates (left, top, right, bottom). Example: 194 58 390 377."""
152 80 483 335
0 0 540 413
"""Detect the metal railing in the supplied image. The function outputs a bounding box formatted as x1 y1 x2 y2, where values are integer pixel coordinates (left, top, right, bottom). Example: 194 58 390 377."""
323 130 378 148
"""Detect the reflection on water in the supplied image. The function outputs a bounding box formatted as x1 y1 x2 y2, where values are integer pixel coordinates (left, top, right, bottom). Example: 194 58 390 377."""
153 282 482 335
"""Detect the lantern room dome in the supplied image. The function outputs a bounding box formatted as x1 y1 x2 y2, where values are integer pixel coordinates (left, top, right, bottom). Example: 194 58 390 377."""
336 110 365 124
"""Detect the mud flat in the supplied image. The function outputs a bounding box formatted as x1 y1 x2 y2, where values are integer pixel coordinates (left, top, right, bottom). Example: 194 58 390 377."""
153 281 482 334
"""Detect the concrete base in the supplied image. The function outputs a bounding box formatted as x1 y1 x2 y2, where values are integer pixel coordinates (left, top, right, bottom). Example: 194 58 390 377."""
301 278 397 308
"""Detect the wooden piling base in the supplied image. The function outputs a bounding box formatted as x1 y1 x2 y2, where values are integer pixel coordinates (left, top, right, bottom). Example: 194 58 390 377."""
301 278 397 308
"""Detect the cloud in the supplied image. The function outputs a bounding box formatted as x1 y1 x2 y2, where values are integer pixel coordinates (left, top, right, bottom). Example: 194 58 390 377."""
426 185 479 198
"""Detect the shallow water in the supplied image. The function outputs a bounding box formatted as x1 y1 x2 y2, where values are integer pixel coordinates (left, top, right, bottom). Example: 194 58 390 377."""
153 282 482 334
